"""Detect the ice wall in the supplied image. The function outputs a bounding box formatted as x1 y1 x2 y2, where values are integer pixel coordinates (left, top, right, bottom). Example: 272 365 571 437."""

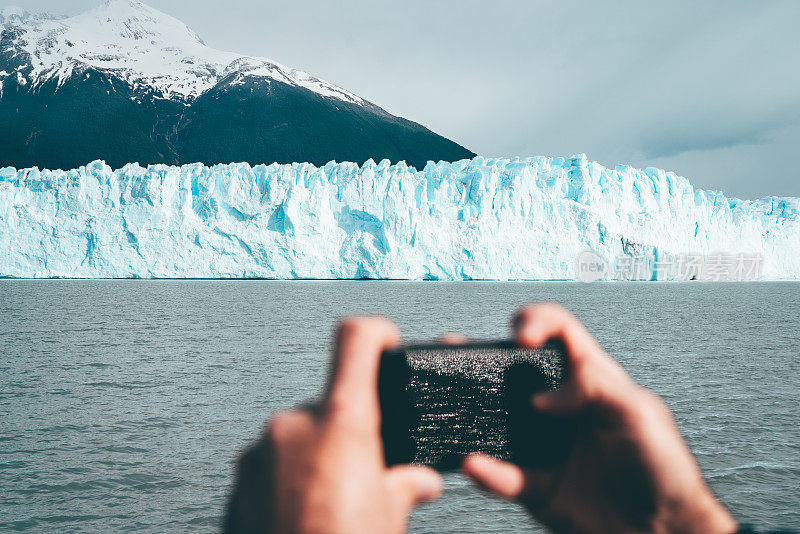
0 156 797 280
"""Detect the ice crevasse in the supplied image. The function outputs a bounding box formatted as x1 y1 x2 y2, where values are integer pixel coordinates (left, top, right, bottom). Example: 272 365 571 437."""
0 155 797 280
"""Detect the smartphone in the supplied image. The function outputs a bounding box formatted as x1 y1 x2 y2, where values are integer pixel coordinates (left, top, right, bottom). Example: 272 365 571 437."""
378 340 575 471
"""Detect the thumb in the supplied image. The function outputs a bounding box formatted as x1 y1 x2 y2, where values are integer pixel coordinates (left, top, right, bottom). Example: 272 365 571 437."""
385 465 443 511
462 453 527 499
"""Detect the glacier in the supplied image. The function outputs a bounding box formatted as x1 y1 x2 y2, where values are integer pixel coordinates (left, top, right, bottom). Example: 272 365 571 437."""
0 155 798 280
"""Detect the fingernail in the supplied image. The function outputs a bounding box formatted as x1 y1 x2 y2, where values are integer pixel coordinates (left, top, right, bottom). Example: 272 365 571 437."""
464 453 496 473
519 326 542 348
418 474 443 500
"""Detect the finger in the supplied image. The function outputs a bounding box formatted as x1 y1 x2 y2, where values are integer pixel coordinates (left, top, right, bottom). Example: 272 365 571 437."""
531 381 585 415
462 453 526 499
437 332 468 345
385 465 443 511
262 412 316 532
464 454 558 514
513 303 600 366
327 316 401 423
515 304 636 412
265 410 316 448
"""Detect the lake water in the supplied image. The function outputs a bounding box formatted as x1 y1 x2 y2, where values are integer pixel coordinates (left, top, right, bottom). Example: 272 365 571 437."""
1 280 799 532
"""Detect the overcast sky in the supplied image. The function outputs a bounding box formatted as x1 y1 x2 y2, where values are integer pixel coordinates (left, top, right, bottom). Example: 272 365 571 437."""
6 0 800 198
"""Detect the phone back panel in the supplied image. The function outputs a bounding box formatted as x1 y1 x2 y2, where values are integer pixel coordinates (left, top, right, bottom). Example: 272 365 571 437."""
379 340 571 470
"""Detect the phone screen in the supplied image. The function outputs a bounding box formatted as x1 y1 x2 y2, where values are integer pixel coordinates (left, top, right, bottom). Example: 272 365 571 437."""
378 340 574 471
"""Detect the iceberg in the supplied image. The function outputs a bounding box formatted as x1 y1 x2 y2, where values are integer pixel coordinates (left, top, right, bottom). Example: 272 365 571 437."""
0 156 797 280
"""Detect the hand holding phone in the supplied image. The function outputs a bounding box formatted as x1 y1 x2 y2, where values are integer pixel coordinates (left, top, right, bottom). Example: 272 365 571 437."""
228 306 737 534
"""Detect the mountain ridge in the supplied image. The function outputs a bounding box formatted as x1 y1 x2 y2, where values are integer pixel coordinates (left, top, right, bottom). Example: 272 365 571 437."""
0 0 364 103
0 1 475 170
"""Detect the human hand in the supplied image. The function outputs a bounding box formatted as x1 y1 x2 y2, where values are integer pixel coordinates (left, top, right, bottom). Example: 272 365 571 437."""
463 303 737 534
225 317 442 534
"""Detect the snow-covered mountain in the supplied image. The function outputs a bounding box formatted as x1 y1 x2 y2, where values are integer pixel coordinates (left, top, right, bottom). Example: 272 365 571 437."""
0 1 473 170
0 0 362 103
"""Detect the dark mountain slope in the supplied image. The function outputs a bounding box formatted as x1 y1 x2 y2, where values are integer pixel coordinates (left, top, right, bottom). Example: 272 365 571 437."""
176 75 474 169
0 1 474 170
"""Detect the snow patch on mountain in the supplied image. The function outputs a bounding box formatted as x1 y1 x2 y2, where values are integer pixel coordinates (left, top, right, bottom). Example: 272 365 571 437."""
0 0 363 103
0 156 797 280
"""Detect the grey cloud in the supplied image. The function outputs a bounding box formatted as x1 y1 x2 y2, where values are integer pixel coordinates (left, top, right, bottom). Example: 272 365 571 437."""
5 0 800 198
639 110 800 160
